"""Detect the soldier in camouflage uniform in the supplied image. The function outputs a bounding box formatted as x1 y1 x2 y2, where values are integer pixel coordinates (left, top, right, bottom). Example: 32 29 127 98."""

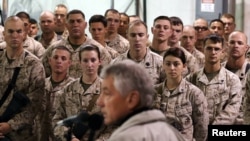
154 47 208 141
181 25 205 69
150 16 199 77
0 16 45 141
0 33 46 59
112 20 164 84
186 34 242 125
104 9 129 54
52 45 103 141
40 46 75 141
42 9 112 78
221 31 249 124
244 69 250 124
16 11 45 59
54 4 69 40
37 11 60 49
89 14 119 59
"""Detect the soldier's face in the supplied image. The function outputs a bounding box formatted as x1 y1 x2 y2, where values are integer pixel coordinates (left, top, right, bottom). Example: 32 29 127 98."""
4 20 25 49
97 75 130 125
151 19 172 42
163 55 186 79
66 14 87 38
127 24 149 51
204 40 223 64
79 50 100 75
49 49 71 74
89 22 107 43
228 32 248 59
106 11 120 34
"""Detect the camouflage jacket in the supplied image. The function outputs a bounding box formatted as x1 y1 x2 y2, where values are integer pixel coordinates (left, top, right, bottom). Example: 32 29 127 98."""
40 75 75 141
154 79 209 141
185 67 242 125
0 49 45 141
112 48 164 84
52 77 102 141
106 34 129 54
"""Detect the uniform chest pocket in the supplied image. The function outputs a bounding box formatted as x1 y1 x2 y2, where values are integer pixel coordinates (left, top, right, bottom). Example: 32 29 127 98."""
214 91 230 105
175 102 193 130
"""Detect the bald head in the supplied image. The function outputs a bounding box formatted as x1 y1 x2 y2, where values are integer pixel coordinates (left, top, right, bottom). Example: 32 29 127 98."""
39 11 55 20
229 31 247 43
228 31 248 59
4 16 24 27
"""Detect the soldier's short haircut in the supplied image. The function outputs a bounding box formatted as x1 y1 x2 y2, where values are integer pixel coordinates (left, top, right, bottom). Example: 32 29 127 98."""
16 11 30 20
209 19 224 28
100 59 155 108
221 13 235 22
51 45 72 60
203 34 224 47
120 12 130 23
163 47 186 64
29 18 37 24
89 14 107 27
153 15 171 26
104 9 120 17
66 9 85 20
129 20 148 32
78 44 101 60
170 16 183 27
55 3 68 10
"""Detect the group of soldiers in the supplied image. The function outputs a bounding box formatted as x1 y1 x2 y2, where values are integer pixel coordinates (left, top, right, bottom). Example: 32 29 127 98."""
0 2 250 141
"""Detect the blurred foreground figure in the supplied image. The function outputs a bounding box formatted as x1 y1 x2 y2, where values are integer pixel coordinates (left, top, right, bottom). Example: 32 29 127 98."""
97 60 185 141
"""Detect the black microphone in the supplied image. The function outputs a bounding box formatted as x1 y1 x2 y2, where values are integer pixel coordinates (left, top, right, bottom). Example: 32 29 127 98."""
56 111 90 127
88 113 104 141
89 113 104 130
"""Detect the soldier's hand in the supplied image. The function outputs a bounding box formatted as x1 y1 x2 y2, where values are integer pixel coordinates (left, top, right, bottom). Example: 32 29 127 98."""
0 122 12 135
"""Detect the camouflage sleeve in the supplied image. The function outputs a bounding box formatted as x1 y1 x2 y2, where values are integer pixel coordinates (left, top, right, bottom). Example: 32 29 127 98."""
34 41 46 59
212 75 242 125
191 87 209 141
52 89 68 141
42 46 53 77
100 48 112 66
244 71 250 124
7 60 45 131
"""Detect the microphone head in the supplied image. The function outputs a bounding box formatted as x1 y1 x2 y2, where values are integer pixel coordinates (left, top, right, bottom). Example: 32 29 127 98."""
76 111 90 122
88 113 104 130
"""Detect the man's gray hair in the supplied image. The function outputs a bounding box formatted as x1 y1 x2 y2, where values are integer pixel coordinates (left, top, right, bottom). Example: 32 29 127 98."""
100 59 155 108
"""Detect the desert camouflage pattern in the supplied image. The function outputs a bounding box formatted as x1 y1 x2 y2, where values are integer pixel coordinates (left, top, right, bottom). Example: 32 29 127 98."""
185 67 242 124
244 69 250 124
40 75 75 141
105 44 119 59
0 36 45 59
42 37 112 77
37 32 60 49
106 34 129 54
221 60 250 124
56 29 69 40
52 77 102 141
154 79 209 141
0 49 45 141
191 48 205 69
112 48 164 84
